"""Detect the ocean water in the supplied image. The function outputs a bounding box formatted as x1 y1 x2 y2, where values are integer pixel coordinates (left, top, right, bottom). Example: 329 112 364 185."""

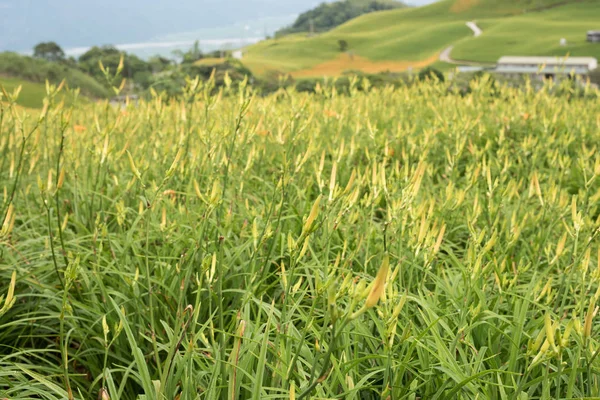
63 14 296 59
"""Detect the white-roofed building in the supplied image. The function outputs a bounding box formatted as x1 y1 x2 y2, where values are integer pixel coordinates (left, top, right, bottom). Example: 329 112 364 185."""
493 56 597 80
232 50 243 60
588 31 600 43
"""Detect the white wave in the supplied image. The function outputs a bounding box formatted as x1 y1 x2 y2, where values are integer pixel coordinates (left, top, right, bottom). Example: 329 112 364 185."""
64 37 263 56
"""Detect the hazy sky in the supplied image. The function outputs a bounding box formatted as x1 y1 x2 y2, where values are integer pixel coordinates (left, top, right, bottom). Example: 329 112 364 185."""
0 0 439 54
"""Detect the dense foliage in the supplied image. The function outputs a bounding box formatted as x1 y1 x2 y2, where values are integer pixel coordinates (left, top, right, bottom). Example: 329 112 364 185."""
33 42 66 63
418 66 445 82
78 46 152 89
1 77 600 399
0 42 251 103
146 60 254 97
275 0 405 37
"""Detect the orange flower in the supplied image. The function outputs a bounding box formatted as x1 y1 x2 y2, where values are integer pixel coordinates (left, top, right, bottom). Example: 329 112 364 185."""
163 189 177 199
256 130 270 137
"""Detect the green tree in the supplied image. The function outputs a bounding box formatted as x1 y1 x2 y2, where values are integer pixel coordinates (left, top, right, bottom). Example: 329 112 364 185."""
148 56 172 73
276 0 405 37
172 41 204 64
182 40 203 64
418 67 444 82
33 42 65 62
338 39 349 52
78 45 120 64
79 46 151 88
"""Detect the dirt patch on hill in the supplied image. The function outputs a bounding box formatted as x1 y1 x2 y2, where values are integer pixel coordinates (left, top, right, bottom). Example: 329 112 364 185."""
290 53 440 78
450 0 480 13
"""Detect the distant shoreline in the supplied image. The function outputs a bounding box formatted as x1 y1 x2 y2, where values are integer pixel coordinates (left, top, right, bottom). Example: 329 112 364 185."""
64 37 264 57
16 37 265 59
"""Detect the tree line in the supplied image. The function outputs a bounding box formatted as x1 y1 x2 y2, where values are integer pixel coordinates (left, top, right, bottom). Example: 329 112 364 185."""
275 0 405 37
18 41 251 97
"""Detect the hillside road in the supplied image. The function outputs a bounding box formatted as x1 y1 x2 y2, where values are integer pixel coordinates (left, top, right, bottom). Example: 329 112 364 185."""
439 21 483 64
466 21 482 37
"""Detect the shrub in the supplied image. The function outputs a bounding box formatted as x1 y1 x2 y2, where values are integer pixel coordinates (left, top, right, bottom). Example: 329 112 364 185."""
418 66 445 82
254 70 295 95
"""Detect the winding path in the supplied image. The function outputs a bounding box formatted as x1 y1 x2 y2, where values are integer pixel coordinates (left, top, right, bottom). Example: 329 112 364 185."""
439 21 482 64
439 46 455 63
466 21 482 37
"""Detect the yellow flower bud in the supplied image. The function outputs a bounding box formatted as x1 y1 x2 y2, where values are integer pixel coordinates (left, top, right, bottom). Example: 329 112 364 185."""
584 297 596 339
366 254 389 309
544 314 557 352
99 388 110 400
302 195 322 234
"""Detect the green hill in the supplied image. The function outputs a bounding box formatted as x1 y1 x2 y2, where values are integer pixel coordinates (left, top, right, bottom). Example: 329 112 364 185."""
0 76 95 109
275 0 406 37
432 0 583 17
0 77 51 109
244 3 469 76
451 1 600 63
0 52 112 108
243 0 600 77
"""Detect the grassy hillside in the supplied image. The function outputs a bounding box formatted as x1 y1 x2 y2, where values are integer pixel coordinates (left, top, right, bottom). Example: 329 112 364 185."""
0 76 90 109
0 77 50 109
437 0 582 17
275 0 406 37
243 0 600 77
244 4 473 77
0 52 111 106
451 1 600 63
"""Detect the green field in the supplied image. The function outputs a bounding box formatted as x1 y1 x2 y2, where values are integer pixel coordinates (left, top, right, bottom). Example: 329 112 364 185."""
1 77 52 108
244 0 600 76
2 77 600 399
0 52 112 108
1 76 91 109
451 1 600 63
